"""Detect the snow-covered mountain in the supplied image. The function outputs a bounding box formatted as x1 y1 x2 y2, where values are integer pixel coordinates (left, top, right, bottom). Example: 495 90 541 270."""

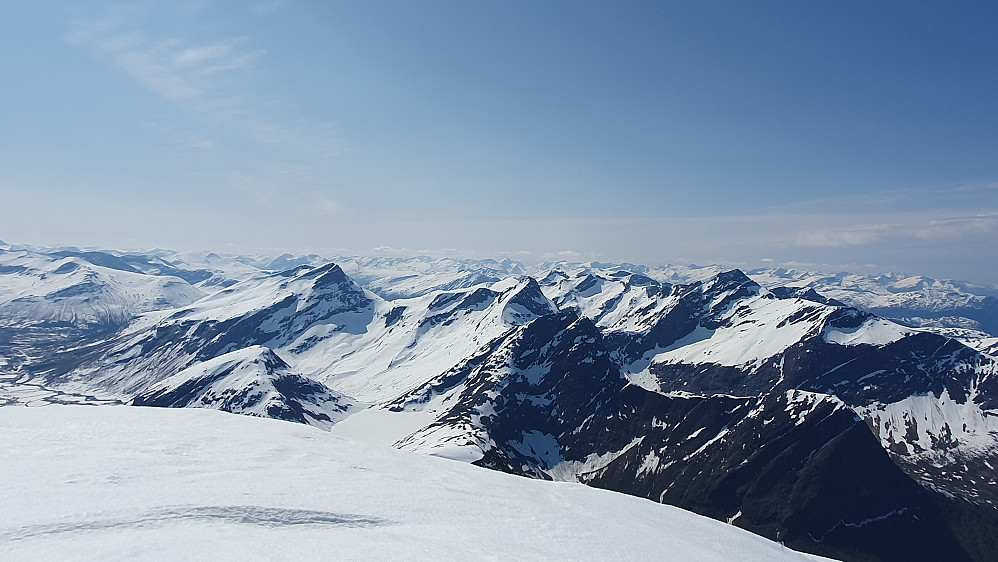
533 266 998 516
3 246 998 561
0 406 827 561
132 346 355 429
47 262 376 397
747 267 998 338
370 267 997 560
0 248 204 330
333 255 526 299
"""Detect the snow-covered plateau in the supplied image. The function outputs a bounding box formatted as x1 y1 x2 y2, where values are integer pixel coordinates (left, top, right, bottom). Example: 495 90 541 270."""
0 405 827 561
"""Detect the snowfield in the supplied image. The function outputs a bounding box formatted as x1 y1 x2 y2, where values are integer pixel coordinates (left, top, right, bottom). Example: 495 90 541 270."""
0 405 828 561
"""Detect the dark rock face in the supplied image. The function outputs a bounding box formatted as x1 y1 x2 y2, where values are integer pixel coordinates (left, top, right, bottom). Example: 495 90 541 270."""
394 268 998 561
770 285 845 306
649 329 981 406
582 390 971 562
420 288 498 329
603 270 765 367
386 302 988 560
132 347 350 427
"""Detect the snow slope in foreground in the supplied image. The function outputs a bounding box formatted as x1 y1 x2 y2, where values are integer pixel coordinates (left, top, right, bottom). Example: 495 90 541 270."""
0 406 829 561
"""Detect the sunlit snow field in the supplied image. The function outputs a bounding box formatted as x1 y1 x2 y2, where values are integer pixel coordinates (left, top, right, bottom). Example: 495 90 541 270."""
0 405 829 561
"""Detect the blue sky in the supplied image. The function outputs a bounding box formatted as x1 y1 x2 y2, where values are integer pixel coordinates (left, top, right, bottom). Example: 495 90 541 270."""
2 1 997 283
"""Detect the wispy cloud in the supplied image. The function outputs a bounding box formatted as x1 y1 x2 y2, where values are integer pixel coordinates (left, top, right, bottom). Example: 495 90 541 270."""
764 180 998 216
317 208 997 281
173 43 231 69
143 122 215 150
248 120 341 159
790 212 998 248
217 161 343 221
64 5 339 162
316 197 342 217
67 21 261 104
173 39 264 75
793 225 889 248
223 162 317 205
918 213 998 237
252 1 289 16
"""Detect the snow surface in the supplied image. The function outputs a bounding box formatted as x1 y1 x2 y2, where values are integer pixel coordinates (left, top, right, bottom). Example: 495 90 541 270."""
327 406 436 446
747 269 998 313
138 346 355 429
961 337 998 357
0 250 203 328
823 317 913 347
304 277 554 404
649 295 831 369
537 266 673 335
859 387 998 456
334 256 524 299
0 406 829 561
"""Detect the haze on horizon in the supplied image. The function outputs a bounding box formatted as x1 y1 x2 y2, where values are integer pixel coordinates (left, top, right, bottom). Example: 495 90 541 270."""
2 1 997 284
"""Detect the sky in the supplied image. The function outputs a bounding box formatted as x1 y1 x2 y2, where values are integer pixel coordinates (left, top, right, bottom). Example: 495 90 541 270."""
2 1 997 284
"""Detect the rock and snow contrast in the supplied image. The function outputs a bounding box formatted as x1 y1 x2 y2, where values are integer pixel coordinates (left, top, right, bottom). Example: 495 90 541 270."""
132 346 356 429
747 267 998 341
0 406 828 561
2 243 998 561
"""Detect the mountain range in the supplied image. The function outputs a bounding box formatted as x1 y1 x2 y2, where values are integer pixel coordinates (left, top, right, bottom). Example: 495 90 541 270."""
2 241 996 561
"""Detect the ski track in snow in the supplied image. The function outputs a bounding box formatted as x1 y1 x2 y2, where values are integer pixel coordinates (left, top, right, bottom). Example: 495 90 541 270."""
2 506 388 542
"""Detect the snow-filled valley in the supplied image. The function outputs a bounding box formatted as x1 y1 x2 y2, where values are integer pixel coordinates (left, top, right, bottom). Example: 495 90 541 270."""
2 242 998 561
